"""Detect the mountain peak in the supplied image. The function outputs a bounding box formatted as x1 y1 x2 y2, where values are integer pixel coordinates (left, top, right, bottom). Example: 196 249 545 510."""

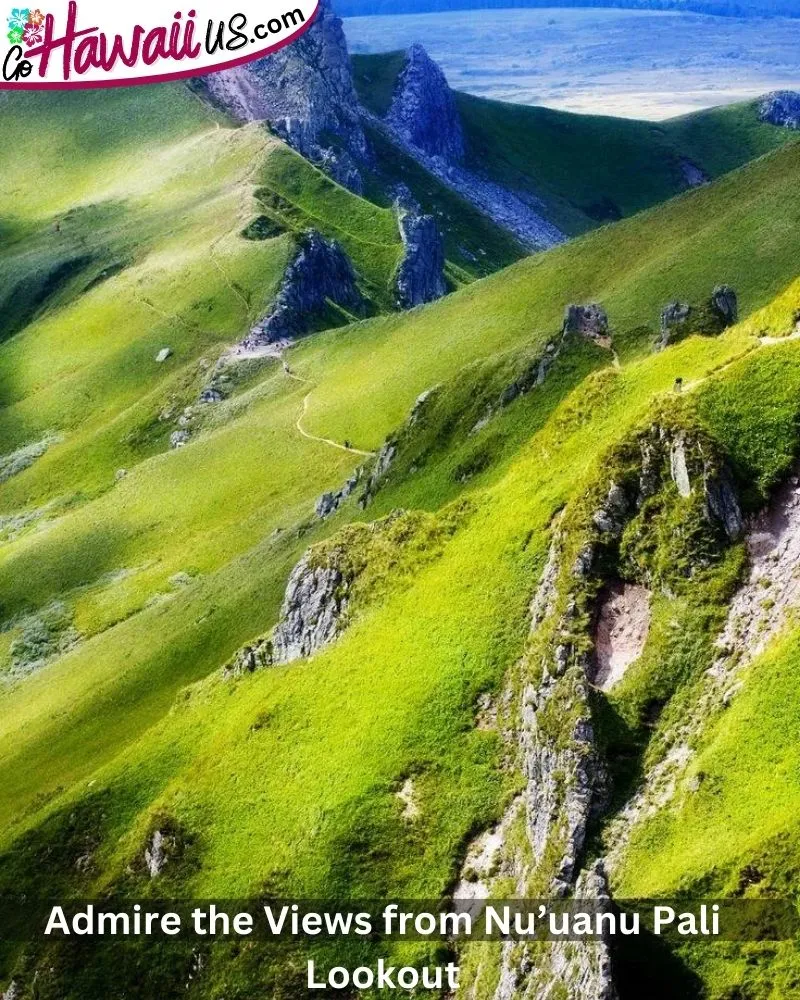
386 43 465 162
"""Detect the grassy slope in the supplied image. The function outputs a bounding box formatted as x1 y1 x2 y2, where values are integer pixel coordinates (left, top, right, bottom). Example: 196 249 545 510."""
352 51 797 235
3 87 800 997
4 128 800 831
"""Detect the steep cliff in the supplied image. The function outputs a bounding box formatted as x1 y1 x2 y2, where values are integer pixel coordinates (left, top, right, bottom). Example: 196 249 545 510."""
194 0 369 191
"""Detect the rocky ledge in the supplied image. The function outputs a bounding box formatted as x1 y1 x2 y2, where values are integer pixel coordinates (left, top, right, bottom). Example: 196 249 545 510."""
244 230 364 348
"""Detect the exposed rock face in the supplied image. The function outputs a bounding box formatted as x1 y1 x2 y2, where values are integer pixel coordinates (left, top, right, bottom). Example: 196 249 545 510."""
759 90 800 129
547 862 619 1000
657 286 738 351
2 981 21 1000
244 231 364 348
395 205 447 309
658 300 692 350
386 44 465 162
679 157 709 188
563 303 611 345
607 467 800 870
271 553 349 662
194 0 368 192
663 429 743 540
467 419 745 999
592 582 652 691
145 830 167 879
315 469 362 520
711 284 738 326
363 48 564 251
226 546 353 675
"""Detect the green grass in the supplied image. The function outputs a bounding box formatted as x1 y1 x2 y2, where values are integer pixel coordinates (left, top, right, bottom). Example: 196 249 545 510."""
352 52 798 237
3 82 800 998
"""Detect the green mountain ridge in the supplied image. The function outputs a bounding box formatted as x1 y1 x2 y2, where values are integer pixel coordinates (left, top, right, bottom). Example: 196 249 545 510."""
1 74 800 999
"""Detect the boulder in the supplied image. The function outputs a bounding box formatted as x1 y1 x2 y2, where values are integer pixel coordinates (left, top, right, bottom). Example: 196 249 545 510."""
170 430 189 449
758 90 800 129
386 44 465 162
155 348 172 363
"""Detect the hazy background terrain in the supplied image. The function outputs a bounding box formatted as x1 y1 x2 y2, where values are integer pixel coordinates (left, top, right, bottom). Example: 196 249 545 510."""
345 7 800 118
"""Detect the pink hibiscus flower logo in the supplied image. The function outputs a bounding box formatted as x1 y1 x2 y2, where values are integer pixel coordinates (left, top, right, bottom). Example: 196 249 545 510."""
23 20 42 45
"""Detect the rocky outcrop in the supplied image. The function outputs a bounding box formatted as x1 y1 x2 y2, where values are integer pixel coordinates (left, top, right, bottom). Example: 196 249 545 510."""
362 48 564 251
395 203 447 309
546 862 618 1000
2 981 21 1000
465 418 744 999
563 303 611 346
229 551 349 675
226 542 356 676
758 90 800 129
194 0 369 192
386 44 465 162
145 830 169 879
271 553 349 662
656 286 738 351
711 284 738 326
658 300 692 350
679 158 709 188
315 469 362 520
244 231 364 348
607 466 800 870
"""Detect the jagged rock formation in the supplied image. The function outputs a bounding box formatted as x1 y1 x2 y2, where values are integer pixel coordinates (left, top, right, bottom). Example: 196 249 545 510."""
361 44 564 250
395 203 447 309
759 90 800 129
244 231 364 348
386 43 465 162
563 303 611 346
2 981 21 1000
658 300 692 350
193 0 369 192
228 549 350 675
460 416 744 998
540 862 618 1000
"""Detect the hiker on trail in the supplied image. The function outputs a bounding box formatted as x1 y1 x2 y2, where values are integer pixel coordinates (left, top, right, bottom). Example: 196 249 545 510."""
54 220 61 234
283 360 291 375
674 377 683 393
344 439 352 450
